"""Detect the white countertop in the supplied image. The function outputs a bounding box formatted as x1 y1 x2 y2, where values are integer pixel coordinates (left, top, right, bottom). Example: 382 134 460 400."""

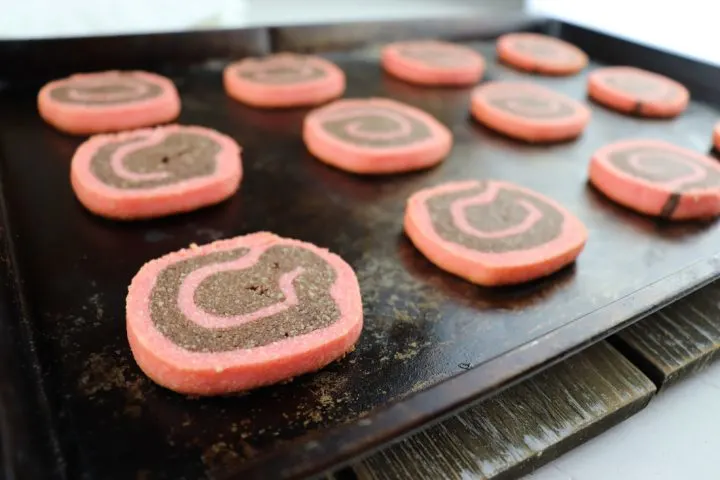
526 359 720 480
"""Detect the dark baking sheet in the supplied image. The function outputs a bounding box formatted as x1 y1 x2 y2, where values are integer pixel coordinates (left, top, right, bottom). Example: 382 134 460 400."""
1 18 720 480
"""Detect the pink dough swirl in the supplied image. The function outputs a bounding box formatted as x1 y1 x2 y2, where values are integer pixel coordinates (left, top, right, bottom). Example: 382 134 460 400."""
451 184 543 238
627 150 706 189
320 106 415 141
67 78 151 102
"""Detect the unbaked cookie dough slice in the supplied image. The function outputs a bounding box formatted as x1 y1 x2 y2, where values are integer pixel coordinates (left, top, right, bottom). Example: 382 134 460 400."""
71 124 242 220
223 53 345 108
470 81 591 142
38 70 181 135
404 180 588 286
589 139 720 219
496 33 588 76
588 67 689 117
381 40 485 86
303 98 452 174
126 232 363 395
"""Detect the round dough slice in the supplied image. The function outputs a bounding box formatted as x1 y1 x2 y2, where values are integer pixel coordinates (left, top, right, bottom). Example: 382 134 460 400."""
303 97 452 174
405 180 588 286
381 40 485 86
589 139 720 219
588 66 689 117
223 53 345 108
470 81 591 142
38 70 180 135
497 33 588 76
71 124 242 220
126 232 363 395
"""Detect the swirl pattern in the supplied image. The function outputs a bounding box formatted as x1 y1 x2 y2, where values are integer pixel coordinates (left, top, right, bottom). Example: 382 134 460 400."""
608 146 720 191
90 132 221 189
235 54 327 85
318 104 432 148
50 75 162 105
395 42 477 67
511 37 581 62
487 93 576 119
150 245 340 352
426 182 564 253
601 73 679 101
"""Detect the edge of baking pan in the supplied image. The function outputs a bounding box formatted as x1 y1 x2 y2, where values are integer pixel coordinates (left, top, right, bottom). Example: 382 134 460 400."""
0 27 272 87
269 13 542 52
227 255 720 480
555 22 720 106
0 142 66 478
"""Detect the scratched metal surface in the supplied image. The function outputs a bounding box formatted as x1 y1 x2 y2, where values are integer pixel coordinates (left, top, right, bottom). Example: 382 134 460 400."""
0 36 720 479
345 342 655 480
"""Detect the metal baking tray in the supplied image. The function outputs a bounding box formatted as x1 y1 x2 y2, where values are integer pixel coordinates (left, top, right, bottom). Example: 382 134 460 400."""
1 16 719 480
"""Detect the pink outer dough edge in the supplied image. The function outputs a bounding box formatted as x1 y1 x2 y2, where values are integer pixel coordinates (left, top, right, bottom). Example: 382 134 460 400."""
381 42 484 86
404 180 588 286
470 82 591 142
223 56 346 108
589 139 720 219
38 71 181 135
588 67 689 117
126 232 364 395
303 98 453 175
496 33 588 75
70 124 242 220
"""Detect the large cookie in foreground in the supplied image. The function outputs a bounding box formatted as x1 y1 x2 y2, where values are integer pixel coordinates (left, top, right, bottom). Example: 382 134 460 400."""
470 81 591 143
223 53 345 108
589 139 720 220
381 40 485 86
38 70 181 135
404 180 588 286
303 98 452 174
126 232 363 395
496 33 588 76
588 67 689 118
71 124 242 220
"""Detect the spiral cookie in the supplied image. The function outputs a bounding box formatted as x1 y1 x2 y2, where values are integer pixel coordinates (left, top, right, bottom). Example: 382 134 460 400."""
589 139 720 220
471 81 591 142
405 180 587 286
223 53 345 108
497 33 588 76
588 67 689 118
303 98 452 174
714 122 720 152
71 125 242 220
38 71 180 135
126 232 363 395
381 40 485 86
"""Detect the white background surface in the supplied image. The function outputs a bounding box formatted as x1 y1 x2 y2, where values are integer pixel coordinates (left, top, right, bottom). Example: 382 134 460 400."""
526 360 720 480
1 1 719 479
